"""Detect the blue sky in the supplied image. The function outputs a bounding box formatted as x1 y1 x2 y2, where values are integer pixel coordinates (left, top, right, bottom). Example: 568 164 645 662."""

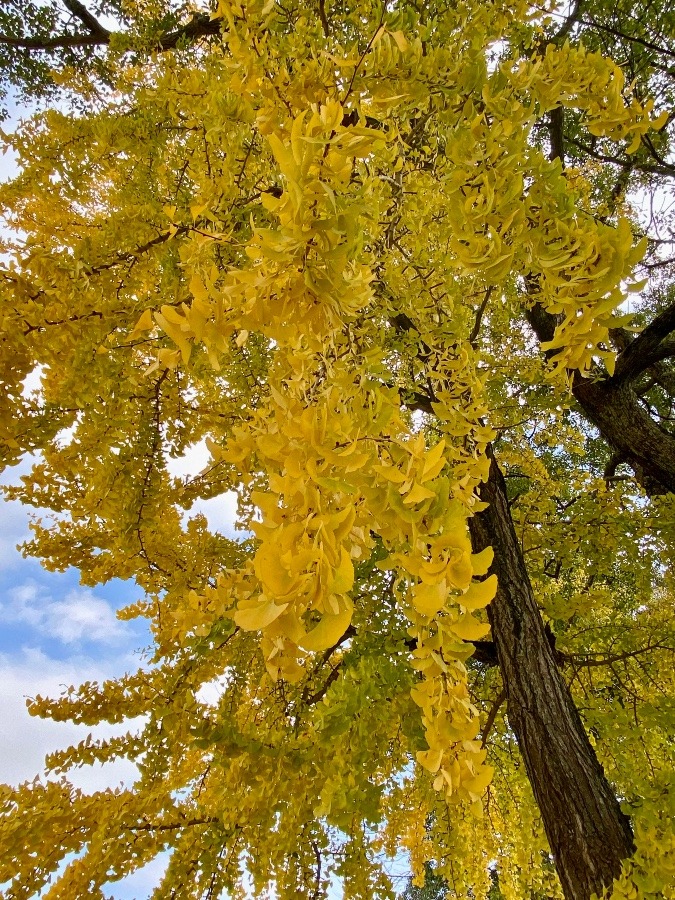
0 462 156 895
0 448 238 897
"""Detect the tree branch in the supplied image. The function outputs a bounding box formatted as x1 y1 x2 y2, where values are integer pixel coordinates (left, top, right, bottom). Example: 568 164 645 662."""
155 14 222 51
481 686 506 748
577 15 675 60
469 287 493 347
471 639 499 667
566 136 675 179
318 0 330 38
0 12 222 54
610 326 675 396
565 642 674 668
549 105 565 165
310 840 322 900
552 0 583 43
128 816 217 833
525 303 675 495
62 0 110 38
611 300 675 384
0 32 108 50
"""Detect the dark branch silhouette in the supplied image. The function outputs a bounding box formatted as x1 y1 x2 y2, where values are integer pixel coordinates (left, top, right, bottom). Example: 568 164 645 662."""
0 7 222 54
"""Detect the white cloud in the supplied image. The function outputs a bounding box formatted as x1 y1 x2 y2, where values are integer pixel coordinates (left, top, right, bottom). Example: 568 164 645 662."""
195 672 231 707
21 364 45 400
165 437 211 479
189 492 239 535
0 647 143 790
165 439 239 535
0 454 44 569
0 496 31 569
0 580 128 646
0 646 164 897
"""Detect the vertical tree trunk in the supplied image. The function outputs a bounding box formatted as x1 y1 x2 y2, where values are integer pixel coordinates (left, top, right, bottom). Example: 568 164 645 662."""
469 449 635 900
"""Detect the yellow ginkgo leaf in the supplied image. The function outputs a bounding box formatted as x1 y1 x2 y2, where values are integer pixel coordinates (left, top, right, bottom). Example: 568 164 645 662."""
450 612 491 642
461 574 498 610
417 747 444 774
329 546 354 595
470 546 494 577
420 439 446 482
412 580 447 618
129 307 155 338
373 464 407 484
234 598 289 631
404 482 437 506
447 551 473 590
464 764 494 796
298 598 353 652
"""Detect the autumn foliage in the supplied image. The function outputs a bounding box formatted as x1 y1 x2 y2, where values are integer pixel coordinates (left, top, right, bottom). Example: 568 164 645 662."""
0 1 674 898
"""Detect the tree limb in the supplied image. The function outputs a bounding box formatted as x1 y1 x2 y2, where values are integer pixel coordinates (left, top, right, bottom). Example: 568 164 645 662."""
552 0 583 43
480 686 506 748
611 300 675 384
566 136 675 179
310 840 322 900
565 642 674 669
525 304 675 495
0 11 222 54
0 32 107 50
62 0 110 38
469 287 493 347
577 15 675 60
549 105 565 165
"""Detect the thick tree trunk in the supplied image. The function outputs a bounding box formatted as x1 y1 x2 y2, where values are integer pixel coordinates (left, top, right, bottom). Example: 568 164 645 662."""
469 448 635 900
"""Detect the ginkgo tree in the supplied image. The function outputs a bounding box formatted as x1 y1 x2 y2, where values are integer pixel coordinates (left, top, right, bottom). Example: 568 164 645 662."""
0 1 674 899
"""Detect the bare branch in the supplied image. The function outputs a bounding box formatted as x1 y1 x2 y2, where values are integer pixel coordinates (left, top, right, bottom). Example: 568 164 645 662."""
0 12 222 54
310 840 322 900
469 287 494 347
62 0 110 38
565 642 674 669
566 136 675 180
481 686 506 748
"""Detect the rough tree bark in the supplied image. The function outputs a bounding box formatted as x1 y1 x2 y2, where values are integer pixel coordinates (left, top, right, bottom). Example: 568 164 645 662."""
470 448 636 900
526 302 675 496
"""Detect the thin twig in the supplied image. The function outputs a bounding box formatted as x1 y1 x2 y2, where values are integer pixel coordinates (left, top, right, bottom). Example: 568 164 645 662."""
310 840 322 900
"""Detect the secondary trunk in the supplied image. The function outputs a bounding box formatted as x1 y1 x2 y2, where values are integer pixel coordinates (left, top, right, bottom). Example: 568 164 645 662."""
469 448 635 900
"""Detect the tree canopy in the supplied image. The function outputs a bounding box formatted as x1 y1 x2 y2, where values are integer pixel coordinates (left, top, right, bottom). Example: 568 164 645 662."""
0 1 674 899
